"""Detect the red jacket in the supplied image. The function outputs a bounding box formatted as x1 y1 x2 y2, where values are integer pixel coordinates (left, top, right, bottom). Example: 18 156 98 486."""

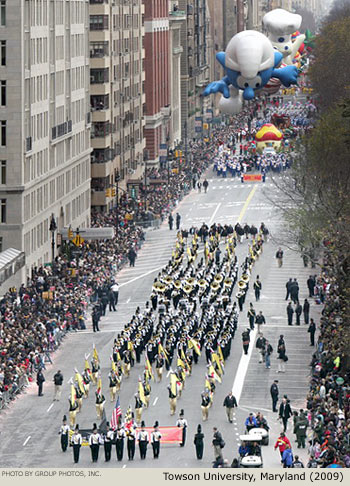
274 435 291 452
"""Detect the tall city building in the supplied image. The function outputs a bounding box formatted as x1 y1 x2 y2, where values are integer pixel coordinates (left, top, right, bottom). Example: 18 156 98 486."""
90 0 145 211
0 0 91 275
178 0 212 140
143 0 170 165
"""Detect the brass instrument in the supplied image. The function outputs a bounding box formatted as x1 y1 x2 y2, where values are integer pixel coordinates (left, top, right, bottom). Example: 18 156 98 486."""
174 280 181 289
238 280 247 290
242 274 249 283
214 274 223 283
153 281 166 293
164 276 173 285
183 284 193 295
224 278 233 288
198 279 207 288
186 277 196 286
211 282 220 292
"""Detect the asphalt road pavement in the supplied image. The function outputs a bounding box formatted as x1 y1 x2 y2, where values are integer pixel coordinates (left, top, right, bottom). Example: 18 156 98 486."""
0 169 320 468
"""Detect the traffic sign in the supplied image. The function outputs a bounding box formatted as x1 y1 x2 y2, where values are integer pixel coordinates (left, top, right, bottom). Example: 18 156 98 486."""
72 235 84 247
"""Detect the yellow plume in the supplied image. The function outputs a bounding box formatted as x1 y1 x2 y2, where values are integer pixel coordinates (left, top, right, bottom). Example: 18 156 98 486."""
170 373 177 396
75 372 85 395
93 346 99 363
70 384 76 407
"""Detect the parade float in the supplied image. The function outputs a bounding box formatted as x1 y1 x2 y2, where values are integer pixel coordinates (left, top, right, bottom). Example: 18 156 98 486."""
255 124 283 152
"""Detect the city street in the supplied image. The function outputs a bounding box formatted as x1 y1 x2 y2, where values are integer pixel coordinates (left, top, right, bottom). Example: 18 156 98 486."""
0 170 319 468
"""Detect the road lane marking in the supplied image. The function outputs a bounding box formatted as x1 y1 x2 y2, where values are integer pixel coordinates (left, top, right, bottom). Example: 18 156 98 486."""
23 436 31 446
237 185 258 223
166 370 171 378
47 403 54 412
153 397 159 406
122 465 127 469
119 264 166 288
208 203 222 225
126 297 131 303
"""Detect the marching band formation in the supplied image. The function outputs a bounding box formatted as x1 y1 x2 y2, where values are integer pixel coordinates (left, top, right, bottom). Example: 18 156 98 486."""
61 221 268 462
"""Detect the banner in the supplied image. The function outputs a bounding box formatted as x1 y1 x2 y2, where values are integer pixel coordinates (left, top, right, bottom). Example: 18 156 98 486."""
135 426 183 444
243 174 262 182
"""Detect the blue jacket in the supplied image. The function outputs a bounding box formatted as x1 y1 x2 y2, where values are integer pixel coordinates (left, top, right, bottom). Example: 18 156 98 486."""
282 449 293 467
245 416 257 427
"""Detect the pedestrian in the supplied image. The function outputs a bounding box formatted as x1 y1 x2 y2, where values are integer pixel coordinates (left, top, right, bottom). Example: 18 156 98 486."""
285 278 292 300
138 421 149 459
295 302 302 326
264 339 273 369
307 275 315 297
168 213 174 230
194 424 204 459
282 448 293 468
245 413 258 432
108 288 116 312
255 311 266 334
247 303 256 330
242 328 251 355
71 425 82 464
176 409 188 447
303 298 310 325
127 425 137 460
53 369 63 401
270 380 279 412
128 247 137 266
197 181 202 193
111 281 119 307
286 302 294 326
115 425 126 461
89 423 101 463
176 213 181 230
277 339 287 373
36 368 45 396
256 333 266 363
223 391 237 423
253 276 262 301
59 415 70 452
279 396 292 432
274 431 292 459
212 427 224 460
201 389 211 421
292 455 304 468
203 179 209 193
290 279 299 304
151 421 162 459
103 422 114 462
215 247 221 265
308 319 316 346
92 305 100 332
276 247 284 267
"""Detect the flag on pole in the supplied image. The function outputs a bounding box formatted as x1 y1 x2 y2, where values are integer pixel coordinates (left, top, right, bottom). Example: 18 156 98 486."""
110 396 122 430
138 379 146 405
145 356 154 381
93 345 99 363
70 383 76 407
74 371 85 395
188 337 201 356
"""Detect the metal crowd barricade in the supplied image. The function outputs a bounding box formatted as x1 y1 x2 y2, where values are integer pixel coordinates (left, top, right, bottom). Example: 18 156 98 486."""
135 218 161 230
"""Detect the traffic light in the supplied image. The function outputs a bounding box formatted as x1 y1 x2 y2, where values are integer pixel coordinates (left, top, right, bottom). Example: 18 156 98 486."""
105 188 111 197
112 188 116 197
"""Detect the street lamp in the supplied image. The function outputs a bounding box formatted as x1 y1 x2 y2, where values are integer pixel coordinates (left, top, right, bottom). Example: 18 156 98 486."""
143 149 149 211
49 213 57 264
115 171 120 234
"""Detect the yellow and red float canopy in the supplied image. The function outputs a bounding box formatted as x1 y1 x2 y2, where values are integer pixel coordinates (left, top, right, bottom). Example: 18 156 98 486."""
255 123 283 142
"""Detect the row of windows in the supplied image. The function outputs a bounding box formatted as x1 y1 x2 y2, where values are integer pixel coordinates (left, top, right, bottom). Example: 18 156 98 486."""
23 159 90 222
31 112 49 142
23 221 49 257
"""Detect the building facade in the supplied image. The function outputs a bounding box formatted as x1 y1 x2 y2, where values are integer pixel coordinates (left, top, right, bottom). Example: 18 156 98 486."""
90 0 145 211
143 0 170 165
0 0 91 275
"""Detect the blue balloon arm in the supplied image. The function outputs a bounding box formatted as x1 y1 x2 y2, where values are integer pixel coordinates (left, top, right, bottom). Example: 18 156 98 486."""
203 76 231 98
272 65 298 87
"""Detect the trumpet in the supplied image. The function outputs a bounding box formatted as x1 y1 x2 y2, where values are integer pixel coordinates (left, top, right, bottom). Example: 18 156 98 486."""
214 274 223 283
183 284 193 295
224 278 233 288
238 280 247 290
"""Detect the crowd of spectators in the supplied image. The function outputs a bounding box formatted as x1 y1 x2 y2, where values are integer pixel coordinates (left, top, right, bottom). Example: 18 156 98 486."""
306 249 350 467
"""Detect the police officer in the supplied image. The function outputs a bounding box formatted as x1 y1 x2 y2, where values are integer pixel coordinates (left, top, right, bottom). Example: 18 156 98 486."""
151 421 162 459
247 303 256 330
242 328 250 355
270 380 279 412
71 425 82 464
59 415 70 452
138 421 149 459
295 414 308 448
103 422 114 462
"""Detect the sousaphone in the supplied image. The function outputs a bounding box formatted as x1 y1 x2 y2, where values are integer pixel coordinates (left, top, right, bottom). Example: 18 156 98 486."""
224 278 233 288
237 280 247 290
183 284 193 294
214 274 223 283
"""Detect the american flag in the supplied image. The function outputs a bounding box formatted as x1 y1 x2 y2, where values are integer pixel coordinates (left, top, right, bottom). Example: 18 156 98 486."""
110 396 122 430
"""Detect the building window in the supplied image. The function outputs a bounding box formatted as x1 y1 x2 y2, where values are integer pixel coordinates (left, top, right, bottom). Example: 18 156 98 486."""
0 198 6 223
89 15 109 31
0 80 5 105
0 236 2 252
0 40 5 65
0 120 5 145
0 160 5 183
0 1 5 27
